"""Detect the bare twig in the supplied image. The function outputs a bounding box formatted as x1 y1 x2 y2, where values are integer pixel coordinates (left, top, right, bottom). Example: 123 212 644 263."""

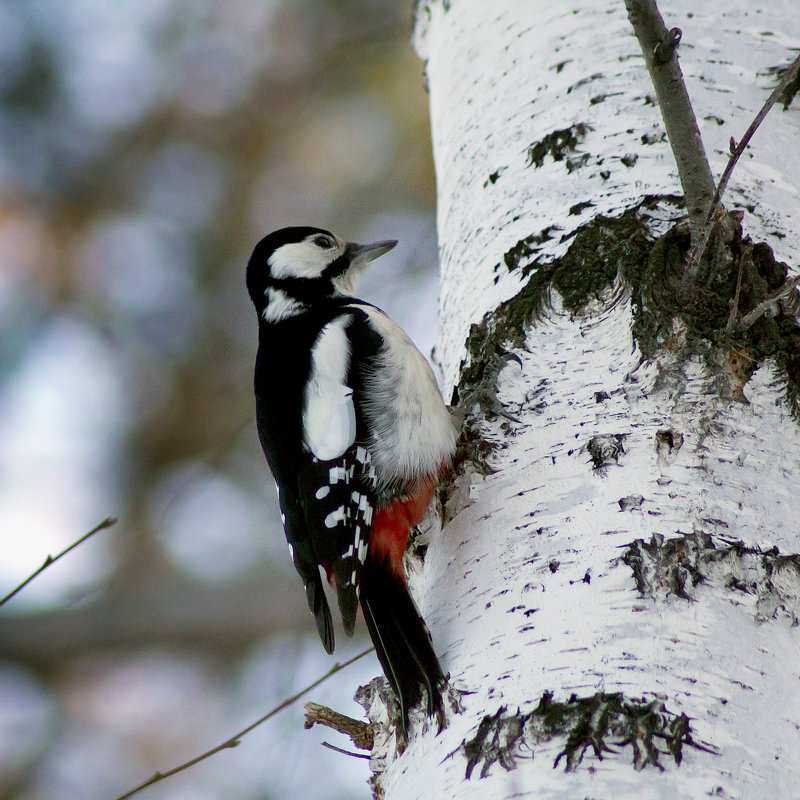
112 647 373 800
711 53 800 217
625 0 716 244
683 54 800 296
725 251 746 334
738 276 800 332
304 701 374 750
321 741 372 759
0 517 117 608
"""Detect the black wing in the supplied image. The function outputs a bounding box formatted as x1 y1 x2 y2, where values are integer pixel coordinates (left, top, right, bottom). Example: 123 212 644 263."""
261 305 381 652
296 443 377 634
294 307 381 638
276 483 336 653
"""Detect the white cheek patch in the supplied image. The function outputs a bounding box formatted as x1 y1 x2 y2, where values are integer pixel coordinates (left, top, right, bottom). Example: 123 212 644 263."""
268 240 339 280
303 316 356 461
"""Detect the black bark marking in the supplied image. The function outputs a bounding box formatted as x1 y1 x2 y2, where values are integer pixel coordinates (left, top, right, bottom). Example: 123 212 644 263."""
621 533 800 622
462 692 717 779
526 123 594 171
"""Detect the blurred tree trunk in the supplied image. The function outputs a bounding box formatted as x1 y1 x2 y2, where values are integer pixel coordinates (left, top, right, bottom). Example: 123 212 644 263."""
360 1 800 797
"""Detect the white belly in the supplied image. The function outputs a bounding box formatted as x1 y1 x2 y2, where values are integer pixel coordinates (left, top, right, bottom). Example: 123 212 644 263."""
360 307 457 491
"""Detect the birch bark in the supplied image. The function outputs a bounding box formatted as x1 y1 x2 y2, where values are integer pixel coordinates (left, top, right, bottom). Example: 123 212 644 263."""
360 2 800 798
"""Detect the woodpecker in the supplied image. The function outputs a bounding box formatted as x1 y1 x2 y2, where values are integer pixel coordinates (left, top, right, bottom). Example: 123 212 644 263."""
246 226 457 734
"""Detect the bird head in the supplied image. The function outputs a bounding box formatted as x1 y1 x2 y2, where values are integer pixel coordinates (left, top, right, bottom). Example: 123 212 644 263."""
246 226 397 319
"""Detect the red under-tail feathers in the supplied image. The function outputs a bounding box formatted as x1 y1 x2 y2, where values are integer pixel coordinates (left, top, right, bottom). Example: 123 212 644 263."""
360 476 445 736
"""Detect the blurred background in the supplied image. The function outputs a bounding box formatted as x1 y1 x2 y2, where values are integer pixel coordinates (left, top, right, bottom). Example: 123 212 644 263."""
0 1 438 798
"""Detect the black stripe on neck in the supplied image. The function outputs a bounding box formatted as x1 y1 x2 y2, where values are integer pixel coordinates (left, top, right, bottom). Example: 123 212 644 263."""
322 252 351 280
268 275 333 303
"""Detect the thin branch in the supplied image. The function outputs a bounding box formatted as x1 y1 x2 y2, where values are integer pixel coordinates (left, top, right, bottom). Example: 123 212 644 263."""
683 53 800 296
321 741 372 759
738 276 800 331
711 53 800 216
112 647 374 800
0 517 117 608
304 700 374 750
725 251 746 334
625 0 716 244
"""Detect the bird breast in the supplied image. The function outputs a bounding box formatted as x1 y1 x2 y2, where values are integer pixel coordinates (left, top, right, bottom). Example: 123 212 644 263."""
360 307 457 493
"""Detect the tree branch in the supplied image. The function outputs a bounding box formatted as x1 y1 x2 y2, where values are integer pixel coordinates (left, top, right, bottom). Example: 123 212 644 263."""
0 576 314 667
320 740 371 759
625 0 716 244
725 250 746 334
304 701 374 750
112 648 373 800
684 53 800 292
711 53 800 218
737 275 800 332
0 517 116 608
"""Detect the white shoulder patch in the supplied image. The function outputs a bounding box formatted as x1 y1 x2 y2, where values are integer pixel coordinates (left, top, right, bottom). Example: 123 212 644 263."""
262 288 306 322
303 316 356 461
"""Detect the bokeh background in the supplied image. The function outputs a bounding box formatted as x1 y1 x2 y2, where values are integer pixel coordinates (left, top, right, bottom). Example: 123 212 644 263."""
0 2 439 798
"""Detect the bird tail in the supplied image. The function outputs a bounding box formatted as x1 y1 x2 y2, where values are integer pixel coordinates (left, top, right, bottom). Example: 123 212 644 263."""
359 557 445 736
305 571 334 654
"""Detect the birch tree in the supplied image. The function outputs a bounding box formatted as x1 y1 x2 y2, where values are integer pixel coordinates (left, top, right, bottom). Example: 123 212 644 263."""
356 1 800 797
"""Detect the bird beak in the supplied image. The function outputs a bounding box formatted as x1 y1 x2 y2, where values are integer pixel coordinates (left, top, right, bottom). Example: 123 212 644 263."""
346 239 398 263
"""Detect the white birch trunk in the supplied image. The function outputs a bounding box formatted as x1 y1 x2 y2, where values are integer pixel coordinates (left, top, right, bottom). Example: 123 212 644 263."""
358 1 800 798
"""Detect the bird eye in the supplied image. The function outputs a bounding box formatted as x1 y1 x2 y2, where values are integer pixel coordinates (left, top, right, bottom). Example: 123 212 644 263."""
313 235 334 249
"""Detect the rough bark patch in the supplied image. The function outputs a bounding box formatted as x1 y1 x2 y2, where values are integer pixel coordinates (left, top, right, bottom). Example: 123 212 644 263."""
462 692 717 779
451 206 656 477
452 202 800 488
621 532 800 623
627 215 800 413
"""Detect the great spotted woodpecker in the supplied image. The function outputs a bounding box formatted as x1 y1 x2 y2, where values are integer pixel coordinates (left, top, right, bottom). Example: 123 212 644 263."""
246 226 457 733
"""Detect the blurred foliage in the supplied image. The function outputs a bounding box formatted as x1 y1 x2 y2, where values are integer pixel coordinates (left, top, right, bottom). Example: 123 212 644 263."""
0 1 436 797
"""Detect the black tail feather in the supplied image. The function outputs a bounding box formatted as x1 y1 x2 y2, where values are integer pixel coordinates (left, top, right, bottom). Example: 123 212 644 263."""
305 572 335 654
359 560 445 735
331 558 359 637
